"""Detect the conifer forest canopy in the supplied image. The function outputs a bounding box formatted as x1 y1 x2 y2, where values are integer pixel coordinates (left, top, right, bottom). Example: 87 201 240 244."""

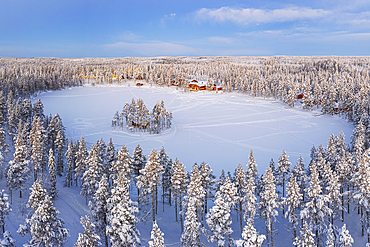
0 56 370 246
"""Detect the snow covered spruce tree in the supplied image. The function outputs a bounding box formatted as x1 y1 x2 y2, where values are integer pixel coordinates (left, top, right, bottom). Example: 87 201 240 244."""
0 190 11 237
47 114 65 154
158 146 171 211
351 119 365 165
276 150 292 212
161 157 173 208
96 139 107 170
338 224 354 247
326 169 343 224
131 144 146 197
6 97 17 138
337 151 353 219
205 177 238 247
259 166 279 247
321 160 334 193
32 98 44 123
246 149 259 184
55 130 65 177
74 135 88 187
20 178 69 246
291 157 308 202
104 138 116 184
0 91 6 128
286 83 297 108
48 149 58 200
74 215 101 247
6 129 31 202
302 82 314 110
110 144 130 182
200 162 216 217
111 110 121 129
235 163 246 233
106 169 140 247
293 221 315 247
186 164 205 222
137 149 163 222
236 218 265 247
336 131 347 159
22 195 69 246
0 126 8 179
18 179 46 238
81 143 103 203
326 133 339 169
21 115 32 160
326 224 336 247
0 96 7 124
181 164 205 246
131 144 146 177
283 173 302 240
181 195 203 247
0 230 16 247
216 169 226 192
352 149 370 240
300 160 332 246
27 179 47 212
241 178 258 246
29 116 46 181
315 152 327 184
242 172 258 241
170 158 188 229
149 220 165 247
64 138 75 187
89 174 110 247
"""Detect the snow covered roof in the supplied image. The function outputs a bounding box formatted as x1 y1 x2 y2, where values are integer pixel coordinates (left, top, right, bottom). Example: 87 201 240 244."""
188 79 209 86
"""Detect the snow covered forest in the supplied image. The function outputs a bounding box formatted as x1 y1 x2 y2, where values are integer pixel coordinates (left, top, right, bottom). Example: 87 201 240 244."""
0 56 370 246
112 98 172 134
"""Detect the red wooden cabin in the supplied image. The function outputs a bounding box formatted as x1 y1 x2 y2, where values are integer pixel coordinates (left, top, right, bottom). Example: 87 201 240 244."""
297 93 304 99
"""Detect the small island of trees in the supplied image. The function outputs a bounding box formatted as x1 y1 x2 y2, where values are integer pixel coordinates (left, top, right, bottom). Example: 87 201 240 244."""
112 98 173 134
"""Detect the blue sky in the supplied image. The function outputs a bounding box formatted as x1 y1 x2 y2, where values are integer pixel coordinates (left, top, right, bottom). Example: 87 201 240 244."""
1 0 369 57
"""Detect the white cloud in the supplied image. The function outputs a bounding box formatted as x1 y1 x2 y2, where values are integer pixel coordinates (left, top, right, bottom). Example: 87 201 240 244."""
195 6 330 25
325 32 370 40
161 13 177 27
239 30 286 36
338 11 370 28
163 13 176 19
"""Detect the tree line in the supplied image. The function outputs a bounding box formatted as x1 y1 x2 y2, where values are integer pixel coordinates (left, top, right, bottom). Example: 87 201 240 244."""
1 56 370 128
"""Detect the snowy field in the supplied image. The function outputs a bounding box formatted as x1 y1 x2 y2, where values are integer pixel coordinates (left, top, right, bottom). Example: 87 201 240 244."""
38 83 354 176
3 83 362 246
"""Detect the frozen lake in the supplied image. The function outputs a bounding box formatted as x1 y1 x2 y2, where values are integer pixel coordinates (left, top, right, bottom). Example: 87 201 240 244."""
37 83 354 176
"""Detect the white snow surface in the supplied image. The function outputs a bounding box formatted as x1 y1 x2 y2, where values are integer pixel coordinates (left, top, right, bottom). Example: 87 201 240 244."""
4 82 362 247
38 83 353 176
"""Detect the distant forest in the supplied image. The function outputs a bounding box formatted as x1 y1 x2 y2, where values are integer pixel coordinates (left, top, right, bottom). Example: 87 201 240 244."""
0 56 370 246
